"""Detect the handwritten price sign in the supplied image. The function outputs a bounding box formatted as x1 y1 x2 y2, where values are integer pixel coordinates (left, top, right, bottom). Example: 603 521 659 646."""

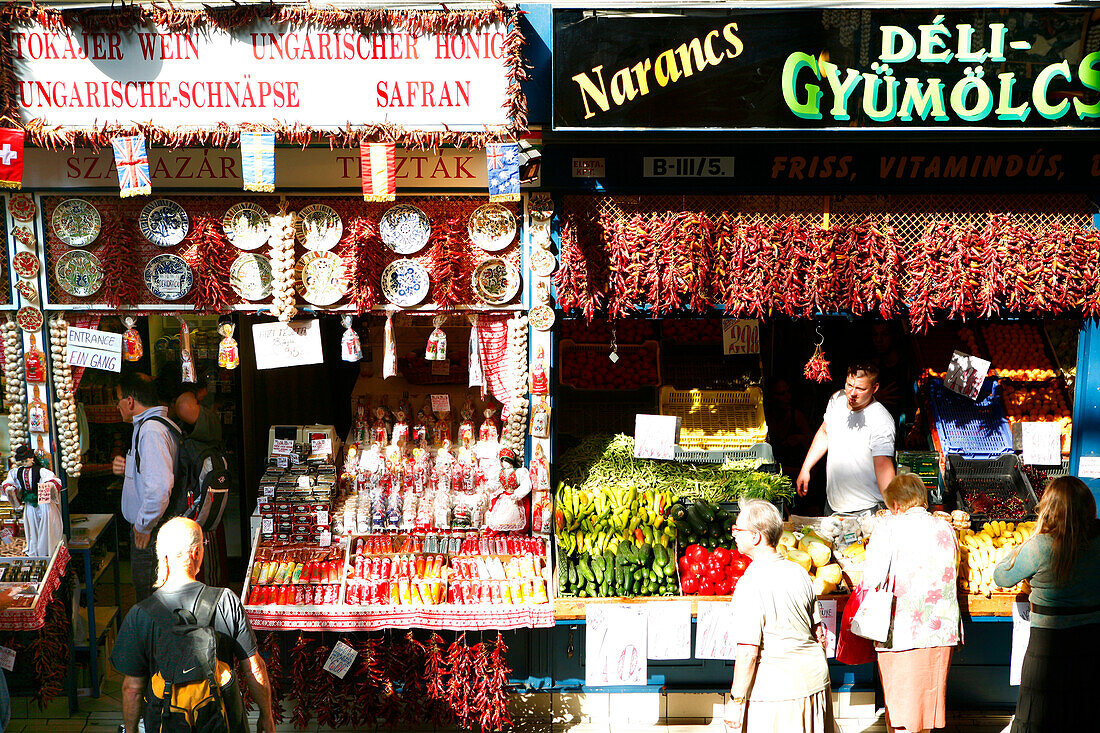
722 319 760 355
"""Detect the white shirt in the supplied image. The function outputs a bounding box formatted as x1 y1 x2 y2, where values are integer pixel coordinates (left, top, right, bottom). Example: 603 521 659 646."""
730 554 831 701
823 391 895 513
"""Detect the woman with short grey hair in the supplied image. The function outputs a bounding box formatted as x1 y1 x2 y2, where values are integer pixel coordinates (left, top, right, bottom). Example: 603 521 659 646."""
724 499 836 732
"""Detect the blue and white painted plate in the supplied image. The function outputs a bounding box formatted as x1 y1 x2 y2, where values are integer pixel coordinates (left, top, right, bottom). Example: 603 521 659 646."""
144 253 193 301
381 258 430 308
51 198 101 248
138 199 189 247
379 205 431 255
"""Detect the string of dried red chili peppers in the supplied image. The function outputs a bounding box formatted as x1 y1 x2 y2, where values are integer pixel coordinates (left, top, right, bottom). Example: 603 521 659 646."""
804 344 832 383
428 215 472 308
96 210 143 308
182 214 236 312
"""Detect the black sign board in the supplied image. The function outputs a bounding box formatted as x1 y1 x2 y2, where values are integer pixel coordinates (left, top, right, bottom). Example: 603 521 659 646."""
553 8 1100 130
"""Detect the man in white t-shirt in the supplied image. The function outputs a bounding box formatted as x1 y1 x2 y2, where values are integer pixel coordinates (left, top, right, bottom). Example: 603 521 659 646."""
796 362 896 514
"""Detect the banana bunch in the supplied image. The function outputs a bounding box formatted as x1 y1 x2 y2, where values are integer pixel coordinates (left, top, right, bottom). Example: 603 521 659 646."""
555 483 677 557
959 520 1036 596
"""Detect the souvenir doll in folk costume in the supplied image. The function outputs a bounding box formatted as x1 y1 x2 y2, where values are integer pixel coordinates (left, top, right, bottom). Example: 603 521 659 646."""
2 445 64 557
485 447 532 533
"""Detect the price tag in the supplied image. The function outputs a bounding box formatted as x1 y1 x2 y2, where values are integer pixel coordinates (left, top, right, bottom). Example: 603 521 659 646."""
289 453 300 465
263 485 275 497
944 351 992 400
0 528 13 545
322 640 358 679
1079 456 1100 479
316 510 330 525
37 482 52 504
0 646 15 672
272 438 294 455
257 495 270 505
1022 422 1062 466
319 528 332 547
311 437 332 456
431 394 450 413
634 414 681 460
275 456 289 469
261 517 274 534
722 318 760 355
431 360 451 375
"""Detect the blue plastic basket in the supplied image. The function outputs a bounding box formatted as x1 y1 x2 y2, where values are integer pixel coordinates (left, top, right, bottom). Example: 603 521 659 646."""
929 378 1013 459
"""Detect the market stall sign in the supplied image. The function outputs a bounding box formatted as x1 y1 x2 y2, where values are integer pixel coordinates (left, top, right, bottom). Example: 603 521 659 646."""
944 350 991 400
634 414 680 460
554 8 1100 130
65 326 122 372
23 147 491 190
722 319 759 355
252 319 323 370
11 18 514 137
1021 422 1061 465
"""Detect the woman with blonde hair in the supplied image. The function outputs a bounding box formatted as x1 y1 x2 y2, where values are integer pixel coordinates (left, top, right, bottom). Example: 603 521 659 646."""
994 476 1100 732
863 473 961 733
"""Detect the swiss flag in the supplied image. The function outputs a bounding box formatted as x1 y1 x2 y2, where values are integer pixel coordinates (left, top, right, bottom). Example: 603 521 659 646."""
0 128 24 190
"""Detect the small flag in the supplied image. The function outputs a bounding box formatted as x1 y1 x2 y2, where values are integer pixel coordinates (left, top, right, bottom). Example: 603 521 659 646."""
486 142 520 202
0 127 25 190
360 142 396 201
110 135 152 197
241 132 275 192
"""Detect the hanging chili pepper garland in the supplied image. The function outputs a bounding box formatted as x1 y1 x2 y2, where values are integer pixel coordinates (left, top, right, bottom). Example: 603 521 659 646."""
428 214 472 308
289 633 314 729
260 632 285 723
96 209 142 307
182 214 236 311
804 326 832 384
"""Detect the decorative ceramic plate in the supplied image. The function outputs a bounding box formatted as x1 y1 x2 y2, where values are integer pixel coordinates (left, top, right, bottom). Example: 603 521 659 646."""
381 258 430 307
295 204 343 251
55 249 105 297
229 253 274 301
8 194 36 222
12 252 39 279
379 205 431 255
530 248 557 277
16 305 43 332
472 257 520 305
144 254 194 301
295 251 348 306
51 198 101 247
529 305 556 331
139 199 189 247
468 204 516 251
222 202 270 250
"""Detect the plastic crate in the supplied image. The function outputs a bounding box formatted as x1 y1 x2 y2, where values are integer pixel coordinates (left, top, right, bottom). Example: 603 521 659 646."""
660 387 768 451
558 339 661 390
928 378 1013 459
661 345 761 391
556 397 655 437
945 454 1038 525
673 443 775 465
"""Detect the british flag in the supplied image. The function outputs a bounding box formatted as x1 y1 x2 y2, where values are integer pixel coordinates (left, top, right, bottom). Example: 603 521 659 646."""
486 141 519 202
111 135 152 197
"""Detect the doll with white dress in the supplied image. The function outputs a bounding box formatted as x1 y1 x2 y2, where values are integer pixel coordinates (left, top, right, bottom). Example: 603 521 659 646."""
2 445 64 557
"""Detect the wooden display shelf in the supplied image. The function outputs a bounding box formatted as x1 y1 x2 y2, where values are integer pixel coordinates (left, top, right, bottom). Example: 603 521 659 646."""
553 593 1018 620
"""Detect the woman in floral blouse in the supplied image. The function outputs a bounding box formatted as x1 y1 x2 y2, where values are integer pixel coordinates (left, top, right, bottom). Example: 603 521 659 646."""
863 473 961 733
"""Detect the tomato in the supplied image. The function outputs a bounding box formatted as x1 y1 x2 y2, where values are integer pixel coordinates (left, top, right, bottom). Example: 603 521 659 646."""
681 576 699 595
706 568 725 585
725 566 741 581
689 561 706 577
678 556 693 576
698 580 715 595
706 556 723 573
731 552 751 573
686 544 708 562
716 578 733 595
712 547 731 566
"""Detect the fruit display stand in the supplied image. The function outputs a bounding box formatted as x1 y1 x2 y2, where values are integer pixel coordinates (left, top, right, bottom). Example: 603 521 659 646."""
241 531 554 631
944 454 1039 526
558 339 660 390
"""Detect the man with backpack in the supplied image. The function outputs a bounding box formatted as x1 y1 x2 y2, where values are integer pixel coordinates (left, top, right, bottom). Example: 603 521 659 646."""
114 372 179 602
111 517 275 733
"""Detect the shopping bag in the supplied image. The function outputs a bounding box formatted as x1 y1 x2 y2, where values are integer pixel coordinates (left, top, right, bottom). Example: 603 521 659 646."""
850 585 894 643
836 586 877 665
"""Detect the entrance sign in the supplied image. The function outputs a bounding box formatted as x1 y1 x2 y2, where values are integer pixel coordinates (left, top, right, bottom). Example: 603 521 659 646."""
65 327 122 372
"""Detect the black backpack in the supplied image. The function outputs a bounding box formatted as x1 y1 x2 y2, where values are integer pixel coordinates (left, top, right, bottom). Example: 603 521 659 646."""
142 586 246 733
136 416 232 532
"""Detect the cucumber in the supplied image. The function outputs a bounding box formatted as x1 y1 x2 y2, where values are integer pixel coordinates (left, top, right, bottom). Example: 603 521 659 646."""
694 500 717 522
637 543 653 566
568 560 578 587
653 544 669 568
577 555 595 583
592 554 605 584
684 505 708 535
559 557 570 590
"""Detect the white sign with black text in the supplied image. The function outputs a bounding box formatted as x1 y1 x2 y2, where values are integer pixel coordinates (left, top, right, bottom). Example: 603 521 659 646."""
65 326 122 372
253 319 323 370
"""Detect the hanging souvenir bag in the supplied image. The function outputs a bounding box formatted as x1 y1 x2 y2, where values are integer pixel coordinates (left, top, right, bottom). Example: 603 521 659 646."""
383 311 397 379
217 322 239 370
341 315 362 362
425 316 447 361
123 316 143 361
